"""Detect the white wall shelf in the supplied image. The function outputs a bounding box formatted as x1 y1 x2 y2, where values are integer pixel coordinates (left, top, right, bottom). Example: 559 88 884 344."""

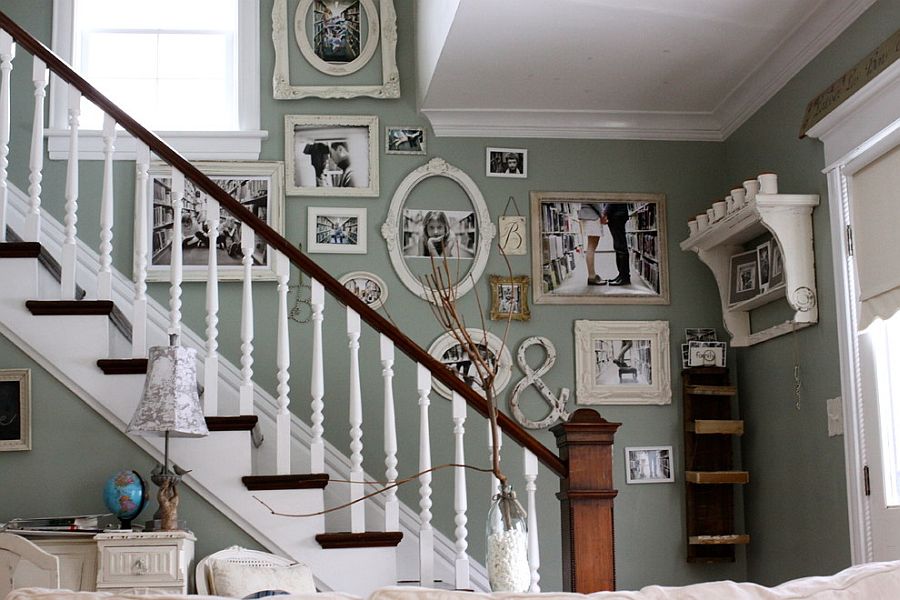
680 193 819 346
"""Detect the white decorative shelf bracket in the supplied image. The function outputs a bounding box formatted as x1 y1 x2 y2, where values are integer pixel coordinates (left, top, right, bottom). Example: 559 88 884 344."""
680 193 819 346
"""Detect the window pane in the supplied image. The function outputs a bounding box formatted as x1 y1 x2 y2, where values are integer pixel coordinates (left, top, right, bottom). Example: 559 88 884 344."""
871 312 900 506
158 34 229 79
82 33 158 79
77 0 236 31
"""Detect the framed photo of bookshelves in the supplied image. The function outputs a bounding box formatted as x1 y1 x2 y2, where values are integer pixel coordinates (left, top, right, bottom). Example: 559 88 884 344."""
146 161 285 282
530 191 669 304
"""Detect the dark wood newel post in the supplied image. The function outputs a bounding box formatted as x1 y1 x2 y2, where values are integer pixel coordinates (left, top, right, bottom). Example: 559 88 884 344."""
551 408 621 592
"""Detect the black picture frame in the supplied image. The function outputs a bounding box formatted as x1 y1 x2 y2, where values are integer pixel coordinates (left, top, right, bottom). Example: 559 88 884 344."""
729 249 760 305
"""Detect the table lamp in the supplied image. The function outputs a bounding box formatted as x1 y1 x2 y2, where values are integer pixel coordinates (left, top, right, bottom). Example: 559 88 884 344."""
127 345 208 531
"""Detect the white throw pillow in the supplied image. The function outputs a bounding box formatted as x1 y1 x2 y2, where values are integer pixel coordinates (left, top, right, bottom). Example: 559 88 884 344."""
208 560 316 597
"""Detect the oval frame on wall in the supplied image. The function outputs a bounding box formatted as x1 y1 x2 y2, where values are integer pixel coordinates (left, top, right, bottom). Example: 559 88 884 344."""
427 328 513 401
381 158 495 303
338 271 388 310
295 0 381 76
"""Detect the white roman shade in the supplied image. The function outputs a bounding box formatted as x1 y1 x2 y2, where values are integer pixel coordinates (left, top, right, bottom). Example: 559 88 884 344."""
850 144 900 329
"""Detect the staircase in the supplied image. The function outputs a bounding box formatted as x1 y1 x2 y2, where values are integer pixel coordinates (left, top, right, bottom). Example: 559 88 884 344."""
0 10 618 596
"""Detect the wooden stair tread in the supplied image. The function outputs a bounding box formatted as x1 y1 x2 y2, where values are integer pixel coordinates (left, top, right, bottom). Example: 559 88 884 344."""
97 358 148 375
206 415 259 431
315 531 403 549
242 474 329 490
684 384 737 396
688 534 750 545
688 420 744 435
26 300 114 316
686 470 749 484
0 242 42 258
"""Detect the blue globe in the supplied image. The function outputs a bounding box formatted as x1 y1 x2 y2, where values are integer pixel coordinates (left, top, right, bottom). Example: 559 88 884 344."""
102 470 147 529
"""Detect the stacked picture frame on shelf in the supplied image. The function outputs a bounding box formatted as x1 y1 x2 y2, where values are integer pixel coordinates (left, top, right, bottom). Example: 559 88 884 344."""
727 239 784 308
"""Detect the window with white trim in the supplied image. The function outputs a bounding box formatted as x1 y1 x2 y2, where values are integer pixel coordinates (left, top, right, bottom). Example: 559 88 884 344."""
49 0 263 160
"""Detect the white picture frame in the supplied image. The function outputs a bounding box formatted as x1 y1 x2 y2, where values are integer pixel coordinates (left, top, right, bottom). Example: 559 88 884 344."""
385 126 426 155
285 114 379 197
307 206 367 254
486 147 527 178
146 161 285 282
427 328 513 401
0 369 31 452
339 271 388 310
574 320 672 405
625 446 674 484
272 0 400 100
380 158 495 302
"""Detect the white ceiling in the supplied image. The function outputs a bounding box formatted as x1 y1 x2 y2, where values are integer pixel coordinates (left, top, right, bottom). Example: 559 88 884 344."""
417 0 877 140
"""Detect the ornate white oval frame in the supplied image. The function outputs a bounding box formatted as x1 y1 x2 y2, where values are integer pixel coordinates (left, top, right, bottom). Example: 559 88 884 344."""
427 328 513 401
294 0 380 76
338 271 388 310
381 158 495 302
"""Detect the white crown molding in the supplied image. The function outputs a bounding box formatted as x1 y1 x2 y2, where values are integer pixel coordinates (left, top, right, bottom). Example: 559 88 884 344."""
716 0 878 139
422 108 723 141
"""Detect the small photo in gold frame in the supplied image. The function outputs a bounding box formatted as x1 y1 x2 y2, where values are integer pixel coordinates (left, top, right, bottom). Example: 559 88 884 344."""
490 275 531 321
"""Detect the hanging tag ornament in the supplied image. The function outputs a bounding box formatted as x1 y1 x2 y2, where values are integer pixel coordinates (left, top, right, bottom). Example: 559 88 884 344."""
498 196 527 255
508 336 570 429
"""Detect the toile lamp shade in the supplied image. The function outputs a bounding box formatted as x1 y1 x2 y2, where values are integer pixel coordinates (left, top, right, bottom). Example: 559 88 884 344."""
127 345 209 438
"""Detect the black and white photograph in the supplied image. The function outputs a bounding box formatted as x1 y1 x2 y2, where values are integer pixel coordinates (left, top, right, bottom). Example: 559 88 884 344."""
339 271 388 310
532 192 669 304
770 241 784 288
428 329 513 400
729 249 760 305
757 240 771 291
0 369 30 451
307 206 367 254
312 0 361 63
688 341 727 368
386 126 426 154
285 115 378 196
486 147 527 178
147 161 285 282
490 275 531 321
625 446 674 484
685 328 717 342
575 320 671 405
401 209 477 259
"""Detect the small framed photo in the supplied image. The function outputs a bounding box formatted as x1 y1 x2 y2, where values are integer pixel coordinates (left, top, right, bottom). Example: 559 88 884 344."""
574 320 671 405
681 343 691 369
685 328 717 342
285 114 379 196
770 241 785 289
486 147 527 178
427 329 513 400
625 446 674 484
490 275 531 321
147 161 285 282
687 341 727 367
339 271 388 310
385 126 426 155
757 240 771 292
0 369 31 451
307 206 367 254
729 249 759 305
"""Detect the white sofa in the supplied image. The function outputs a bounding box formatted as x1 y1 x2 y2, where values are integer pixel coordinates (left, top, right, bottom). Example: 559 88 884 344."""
6 560 900 600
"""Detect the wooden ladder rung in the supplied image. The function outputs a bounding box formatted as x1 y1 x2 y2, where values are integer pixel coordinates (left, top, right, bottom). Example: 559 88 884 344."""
686 470 749 484
685 384 737 396
689 534 750 545
688 420 744 435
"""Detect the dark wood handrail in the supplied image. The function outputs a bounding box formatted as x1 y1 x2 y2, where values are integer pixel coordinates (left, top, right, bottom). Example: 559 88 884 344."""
0 10 566 478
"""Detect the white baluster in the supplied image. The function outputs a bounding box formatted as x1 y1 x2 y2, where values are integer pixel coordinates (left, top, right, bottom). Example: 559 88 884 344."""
131 144 150 357
203 197 220 415
347 308 364 533
524 449 541 592
381 334 399 532
417 363 434 586
309 279 325 472
452 392 469 590
275 251 291 474
168 170 184 339
26 57 47 242
0 31 13 243
61 86 80 300
488 424 503 497
97 114 116 300
239 222 255 414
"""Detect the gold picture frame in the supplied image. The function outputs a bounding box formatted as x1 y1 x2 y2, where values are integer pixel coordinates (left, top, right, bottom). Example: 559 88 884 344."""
490 275 531 321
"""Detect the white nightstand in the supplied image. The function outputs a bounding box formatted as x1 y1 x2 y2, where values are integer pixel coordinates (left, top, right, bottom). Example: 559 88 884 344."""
94 531 195 594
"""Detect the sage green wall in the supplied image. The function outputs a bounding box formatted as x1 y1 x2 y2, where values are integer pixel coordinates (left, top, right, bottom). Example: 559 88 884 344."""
723 0 900 585
0 334 264 562
15 0 883 591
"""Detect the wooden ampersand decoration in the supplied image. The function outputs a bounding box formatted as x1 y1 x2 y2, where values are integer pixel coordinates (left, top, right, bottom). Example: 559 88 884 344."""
508 336 570 429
